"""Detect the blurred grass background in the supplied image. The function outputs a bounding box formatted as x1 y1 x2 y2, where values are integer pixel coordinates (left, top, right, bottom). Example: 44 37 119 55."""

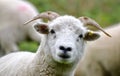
19 0 120 52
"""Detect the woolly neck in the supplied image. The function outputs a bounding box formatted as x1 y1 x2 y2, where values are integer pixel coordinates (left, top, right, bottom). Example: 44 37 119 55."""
29 35 77 76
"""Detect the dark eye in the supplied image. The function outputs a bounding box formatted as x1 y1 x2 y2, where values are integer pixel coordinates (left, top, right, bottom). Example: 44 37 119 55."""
50 29 55 34
79 34 83 38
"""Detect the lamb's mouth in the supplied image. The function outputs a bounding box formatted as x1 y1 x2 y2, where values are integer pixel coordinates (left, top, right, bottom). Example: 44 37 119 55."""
56 53 73 64
59 53 70 59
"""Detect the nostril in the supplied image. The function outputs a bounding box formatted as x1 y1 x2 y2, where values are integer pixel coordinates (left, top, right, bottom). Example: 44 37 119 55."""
59 46 72 52
59 46 65 50
66 47 72 51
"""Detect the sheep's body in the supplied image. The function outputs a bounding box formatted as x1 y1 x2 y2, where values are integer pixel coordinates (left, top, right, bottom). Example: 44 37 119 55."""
0 0 41 56
0 52 35 76
0 50 75 76
75 23 120 76
0 12 103 76
0 49 76 76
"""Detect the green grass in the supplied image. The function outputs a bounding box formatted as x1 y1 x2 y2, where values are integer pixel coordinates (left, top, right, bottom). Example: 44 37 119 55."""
19 41 39 52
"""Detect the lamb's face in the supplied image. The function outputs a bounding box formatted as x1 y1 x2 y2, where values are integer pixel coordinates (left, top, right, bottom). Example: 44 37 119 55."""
47 16 87 64
34 16 100 64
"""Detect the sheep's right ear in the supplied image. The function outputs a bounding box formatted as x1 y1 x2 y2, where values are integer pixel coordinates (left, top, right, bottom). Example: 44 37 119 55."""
34 23 49 34
84 30 100 41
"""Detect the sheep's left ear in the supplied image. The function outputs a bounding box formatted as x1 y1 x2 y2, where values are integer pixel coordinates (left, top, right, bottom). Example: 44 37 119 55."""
84 30 100 41
34 23 49 34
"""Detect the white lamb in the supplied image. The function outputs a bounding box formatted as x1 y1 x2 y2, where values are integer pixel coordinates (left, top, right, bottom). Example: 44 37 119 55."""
0 0 41 56
0 11 110 76
75 24 120 76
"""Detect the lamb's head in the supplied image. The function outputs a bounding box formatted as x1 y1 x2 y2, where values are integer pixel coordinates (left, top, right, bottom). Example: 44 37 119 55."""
25 11 111 64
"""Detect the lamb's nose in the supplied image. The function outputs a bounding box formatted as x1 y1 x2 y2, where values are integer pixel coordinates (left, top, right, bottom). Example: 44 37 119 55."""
59 46 72 52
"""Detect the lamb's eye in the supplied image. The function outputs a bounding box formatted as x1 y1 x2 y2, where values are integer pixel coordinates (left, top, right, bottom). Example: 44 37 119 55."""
79 34 83 38
50 29 55 34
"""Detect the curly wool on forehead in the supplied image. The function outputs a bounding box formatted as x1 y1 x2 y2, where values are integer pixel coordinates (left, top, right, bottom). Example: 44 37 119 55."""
49 15 86 31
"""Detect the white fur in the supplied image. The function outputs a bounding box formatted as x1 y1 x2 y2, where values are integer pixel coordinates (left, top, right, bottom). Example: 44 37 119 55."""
0 15 99 76
75 23 120 76
0 0 41 56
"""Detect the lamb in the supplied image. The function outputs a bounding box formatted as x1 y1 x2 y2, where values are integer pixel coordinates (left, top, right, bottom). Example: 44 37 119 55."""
0 0 41 56
0 11 110 76
75 24 120 76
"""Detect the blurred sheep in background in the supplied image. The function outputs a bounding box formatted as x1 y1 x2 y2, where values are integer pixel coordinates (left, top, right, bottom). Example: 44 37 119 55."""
0 0 41 56
75 23 120 76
